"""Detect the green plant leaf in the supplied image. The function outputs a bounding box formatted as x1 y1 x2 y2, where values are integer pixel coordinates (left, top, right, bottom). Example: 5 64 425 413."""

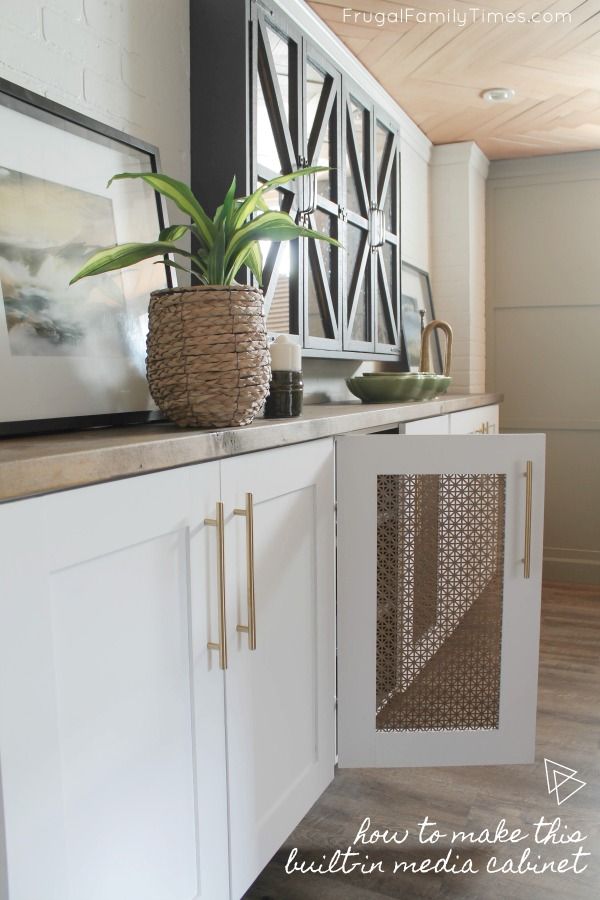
227 210 339 264
207 226 226 284
69 241 191 284
224 212 340 284
233 166 330 228
242 243 263 284
71 168 342 289
159 224 193 242
259 165 330 192
108 172 215 247
153 259 190 276
214 176 237 231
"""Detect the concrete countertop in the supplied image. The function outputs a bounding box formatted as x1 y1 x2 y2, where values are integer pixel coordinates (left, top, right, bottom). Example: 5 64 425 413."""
0 393 502 503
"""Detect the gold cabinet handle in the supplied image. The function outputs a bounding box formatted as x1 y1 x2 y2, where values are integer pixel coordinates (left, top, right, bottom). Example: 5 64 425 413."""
524 461 533 579
234 492 257 650
205 501 228 669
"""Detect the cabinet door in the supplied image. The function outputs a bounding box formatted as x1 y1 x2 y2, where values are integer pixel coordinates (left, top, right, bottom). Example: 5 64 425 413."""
252 5 302 339
221 440 335 899
373 112 401 354
337 434 545 767
302 42 342 351
0 466 229 900
342 82 374 352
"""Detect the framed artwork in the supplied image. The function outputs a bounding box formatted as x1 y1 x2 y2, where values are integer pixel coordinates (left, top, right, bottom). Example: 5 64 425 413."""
401 261 442 373
0 77 172 436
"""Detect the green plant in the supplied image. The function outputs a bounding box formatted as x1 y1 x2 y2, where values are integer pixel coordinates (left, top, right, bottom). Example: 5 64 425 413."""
70 167 339 287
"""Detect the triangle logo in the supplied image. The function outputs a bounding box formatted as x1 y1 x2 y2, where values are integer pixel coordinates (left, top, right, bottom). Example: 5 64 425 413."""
544 758 586 806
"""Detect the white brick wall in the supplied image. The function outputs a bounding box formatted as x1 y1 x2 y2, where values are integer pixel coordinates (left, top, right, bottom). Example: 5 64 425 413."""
0 0 190 190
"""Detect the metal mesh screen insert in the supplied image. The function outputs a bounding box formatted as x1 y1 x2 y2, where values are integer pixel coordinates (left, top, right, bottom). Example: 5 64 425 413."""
376 473 506 732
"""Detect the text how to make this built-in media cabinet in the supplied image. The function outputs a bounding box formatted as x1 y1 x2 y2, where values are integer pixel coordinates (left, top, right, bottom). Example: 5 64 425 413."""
0 395 545 900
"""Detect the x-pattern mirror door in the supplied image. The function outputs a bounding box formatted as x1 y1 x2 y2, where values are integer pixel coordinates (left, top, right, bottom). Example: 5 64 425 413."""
255 9 302 337
342 86 373 352
373 118 401 354
302 45 342 351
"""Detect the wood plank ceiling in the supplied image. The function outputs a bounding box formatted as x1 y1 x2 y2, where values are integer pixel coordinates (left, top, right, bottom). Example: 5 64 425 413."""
307 0 600 158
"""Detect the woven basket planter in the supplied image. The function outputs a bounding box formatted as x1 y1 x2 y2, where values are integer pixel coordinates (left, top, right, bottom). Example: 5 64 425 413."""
146 285 271 428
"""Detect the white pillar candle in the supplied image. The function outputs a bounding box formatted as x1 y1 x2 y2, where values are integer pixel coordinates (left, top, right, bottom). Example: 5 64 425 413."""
269 334 302 372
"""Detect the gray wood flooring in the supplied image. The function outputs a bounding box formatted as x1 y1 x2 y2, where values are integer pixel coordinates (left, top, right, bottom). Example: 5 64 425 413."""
245 582 600 899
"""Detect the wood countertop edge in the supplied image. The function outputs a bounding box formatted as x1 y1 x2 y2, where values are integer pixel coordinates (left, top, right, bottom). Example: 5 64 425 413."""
0 393 502 503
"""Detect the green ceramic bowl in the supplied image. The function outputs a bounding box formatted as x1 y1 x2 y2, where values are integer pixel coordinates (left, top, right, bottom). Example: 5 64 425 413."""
346 373 452 403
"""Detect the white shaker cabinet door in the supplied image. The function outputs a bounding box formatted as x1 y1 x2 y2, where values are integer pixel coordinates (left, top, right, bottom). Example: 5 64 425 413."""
0 464 229 900
337 434 545 768
221 439 336 900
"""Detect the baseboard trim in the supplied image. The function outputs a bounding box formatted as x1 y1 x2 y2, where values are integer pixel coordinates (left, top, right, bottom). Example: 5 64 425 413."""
543 547 600 586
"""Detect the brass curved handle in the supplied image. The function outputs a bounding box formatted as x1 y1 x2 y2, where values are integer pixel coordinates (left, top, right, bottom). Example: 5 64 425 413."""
234 493 257 650
420 319 453 376
205 502 228 669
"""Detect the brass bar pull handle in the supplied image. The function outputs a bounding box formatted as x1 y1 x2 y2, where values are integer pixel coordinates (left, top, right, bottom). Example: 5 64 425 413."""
234 492 257 650
205 502 228 669
524 461 533 579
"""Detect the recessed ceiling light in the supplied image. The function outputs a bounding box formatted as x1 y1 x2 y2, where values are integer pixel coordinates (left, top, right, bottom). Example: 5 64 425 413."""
481 87 516 103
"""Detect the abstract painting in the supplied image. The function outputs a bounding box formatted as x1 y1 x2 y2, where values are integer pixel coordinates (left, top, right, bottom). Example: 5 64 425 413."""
0 168 127 358
0 76 171 434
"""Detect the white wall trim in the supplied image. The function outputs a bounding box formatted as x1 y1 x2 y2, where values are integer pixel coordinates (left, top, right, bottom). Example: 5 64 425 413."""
488 149 600 182
544 547 600 586
269 0 432 162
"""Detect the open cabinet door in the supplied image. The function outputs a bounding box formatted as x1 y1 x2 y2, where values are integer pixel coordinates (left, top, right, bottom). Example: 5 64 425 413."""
337 434 545 767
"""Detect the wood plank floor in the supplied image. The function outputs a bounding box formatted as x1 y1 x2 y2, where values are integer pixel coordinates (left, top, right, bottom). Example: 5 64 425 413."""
245 583 600 899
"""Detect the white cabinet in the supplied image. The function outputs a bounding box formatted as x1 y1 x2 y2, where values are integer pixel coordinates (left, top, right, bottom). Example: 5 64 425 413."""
222 441 335 899
337 433 545 767
0 440 335 900
401 414 449 434
399 404 500 436
0 464 229 900
1 415 543 894
449 404 499 434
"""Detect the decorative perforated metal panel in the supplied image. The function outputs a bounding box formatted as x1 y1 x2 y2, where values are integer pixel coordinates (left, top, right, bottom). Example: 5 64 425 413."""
376 473 506 732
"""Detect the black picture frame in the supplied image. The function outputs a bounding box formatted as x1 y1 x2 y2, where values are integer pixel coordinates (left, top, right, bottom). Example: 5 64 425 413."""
400 260 443 374
0 77 172 437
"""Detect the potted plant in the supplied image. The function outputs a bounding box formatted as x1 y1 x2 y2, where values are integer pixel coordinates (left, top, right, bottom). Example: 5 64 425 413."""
70 168 338 428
